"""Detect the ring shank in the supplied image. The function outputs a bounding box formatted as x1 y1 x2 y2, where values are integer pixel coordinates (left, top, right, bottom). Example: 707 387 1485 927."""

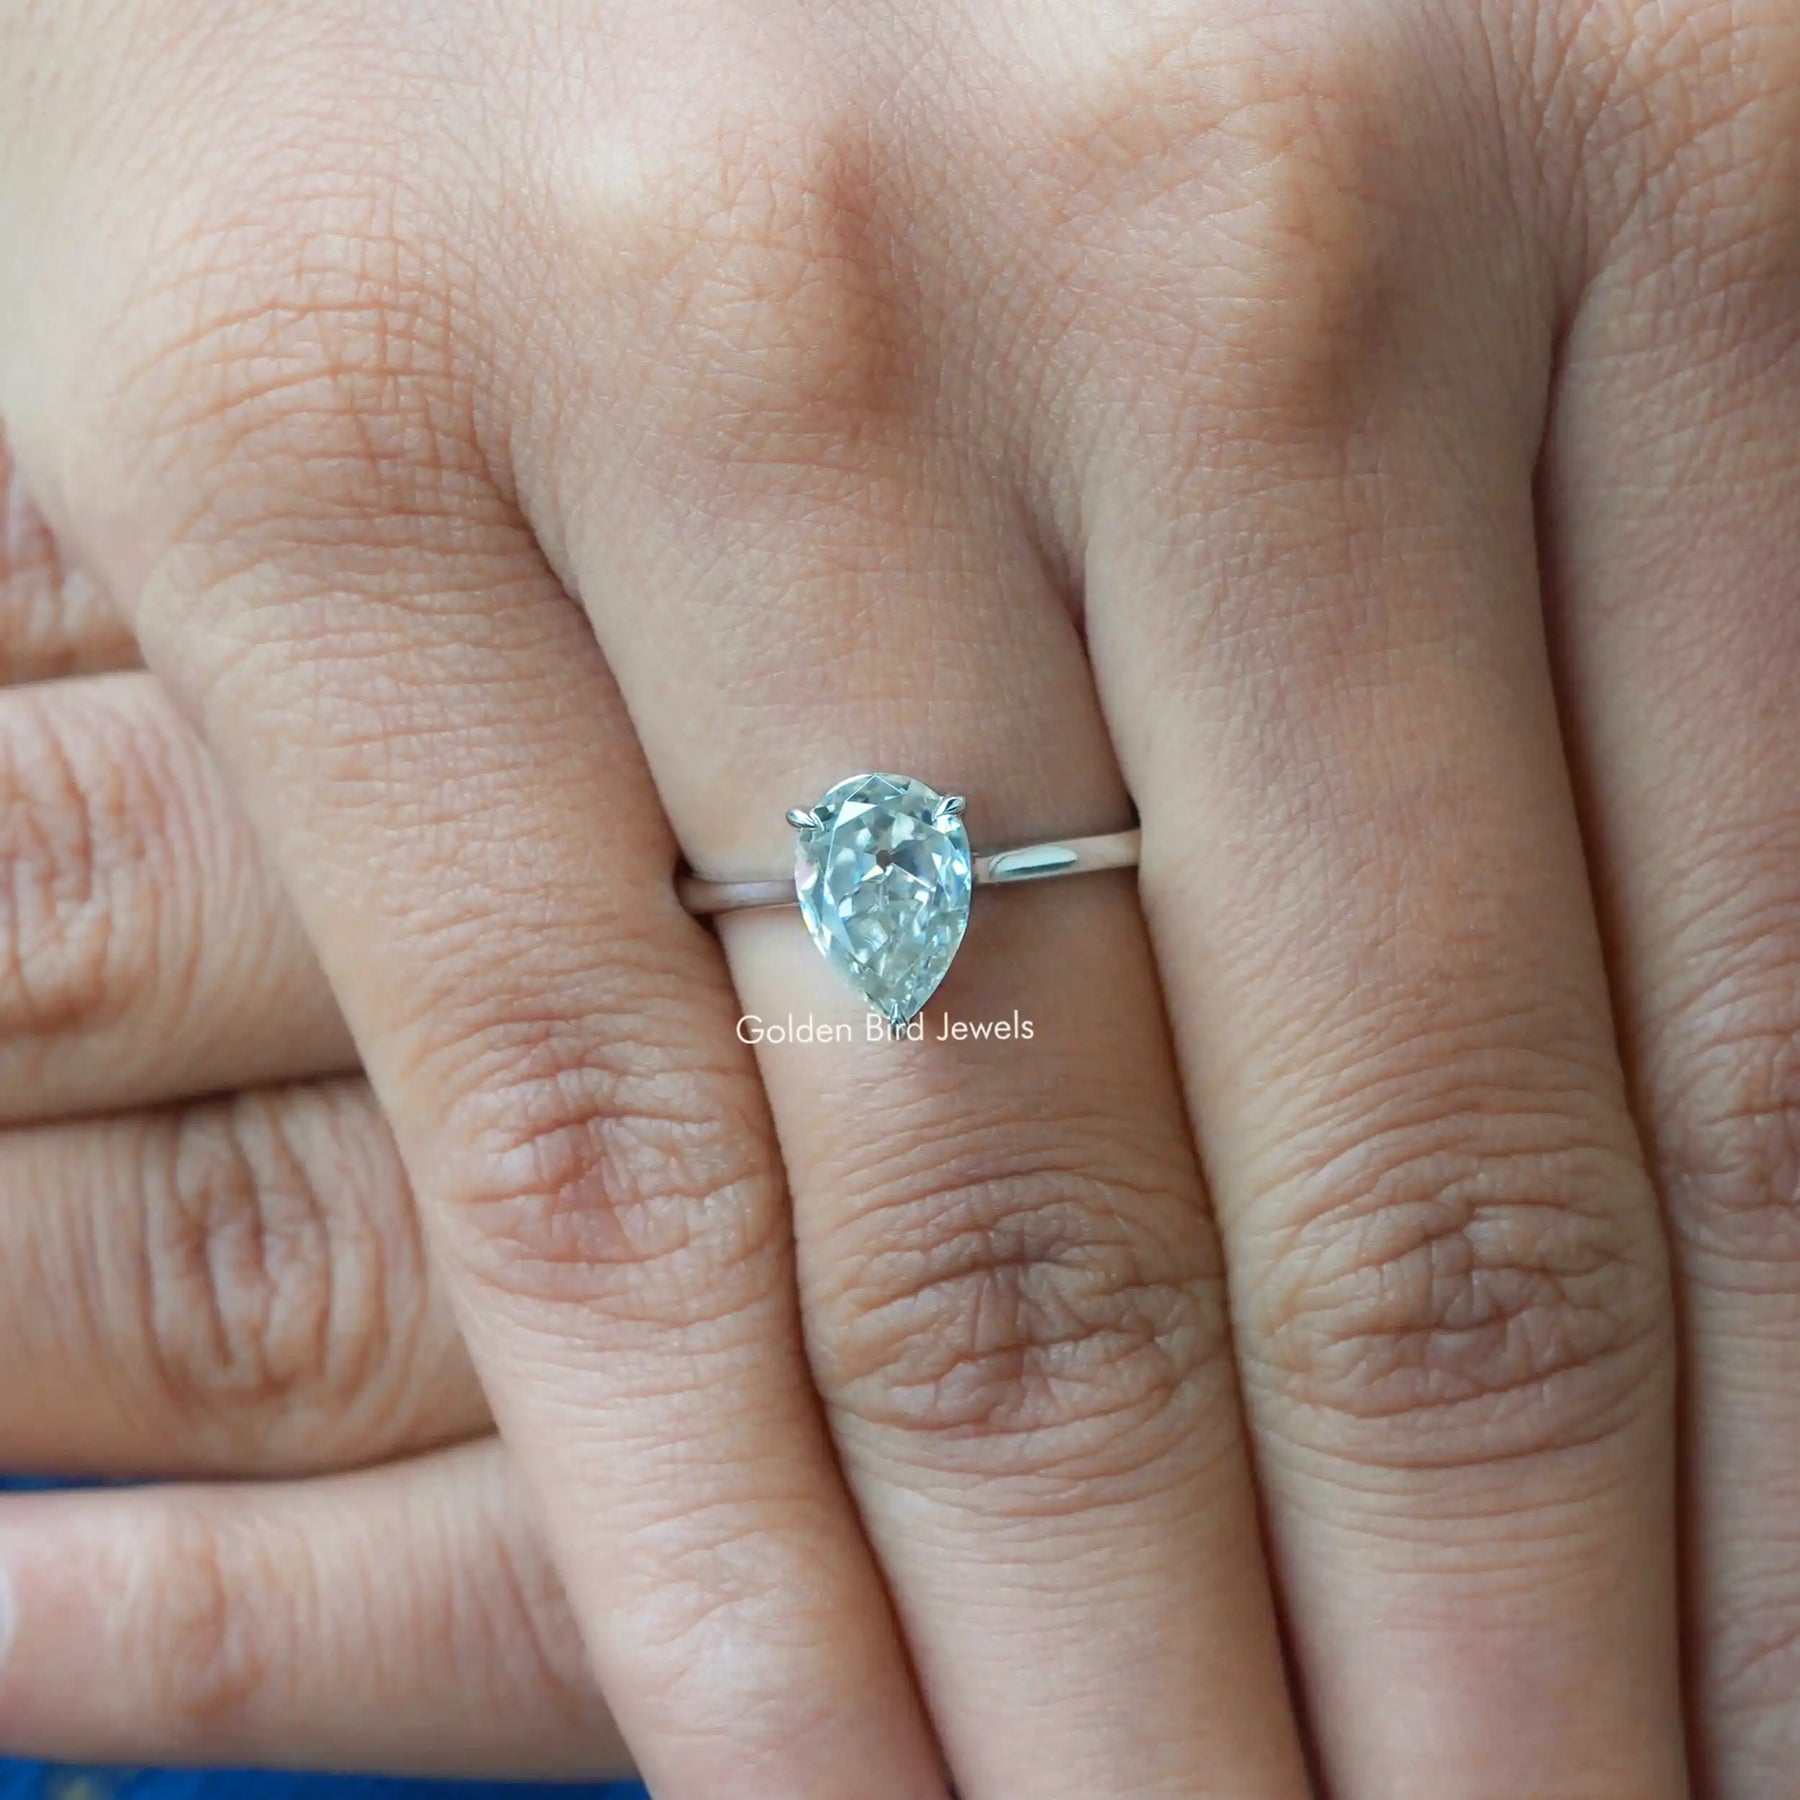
677 828 1142 917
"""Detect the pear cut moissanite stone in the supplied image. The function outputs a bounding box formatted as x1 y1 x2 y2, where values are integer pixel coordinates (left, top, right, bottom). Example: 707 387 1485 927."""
792 772 973 1027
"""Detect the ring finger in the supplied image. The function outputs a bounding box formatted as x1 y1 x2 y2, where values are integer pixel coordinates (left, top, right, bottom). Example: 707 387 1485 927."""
552 360 1309 1794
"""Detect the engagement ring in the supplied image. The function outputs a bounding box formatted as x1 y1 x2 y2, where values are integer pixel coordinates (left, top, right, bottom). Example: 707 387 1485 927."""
678 773 1140 1031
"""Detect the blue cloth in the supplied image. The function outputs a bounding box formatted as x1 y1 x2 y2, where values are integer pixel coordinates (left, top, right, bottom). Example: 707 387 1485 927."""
0 1773 646 1800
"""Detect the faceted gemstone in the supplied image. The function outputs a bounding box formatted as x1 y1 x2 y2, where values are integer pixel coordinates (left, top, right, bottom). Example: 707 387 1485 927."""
793 772 973 1027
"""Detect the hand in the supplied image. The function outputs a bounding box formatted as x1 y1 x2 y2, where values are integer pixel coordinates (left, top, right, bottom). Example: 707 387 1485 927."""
2 3 1796 1795
0 471 628 1775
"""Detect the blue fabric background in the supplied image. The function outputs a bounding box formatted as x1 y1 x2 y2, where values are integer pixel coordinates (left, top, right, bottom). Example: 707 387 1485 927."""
0 1774 647 1800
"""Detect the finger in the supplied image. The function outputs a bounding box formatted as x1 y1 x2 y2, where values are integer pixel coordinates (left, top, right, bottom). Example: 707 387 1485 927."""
743 889 1303 1800
0 1439 632 1778
1539 72 1800 1793
1078 67 1684 1800
552 227 1309 1800
0 1077 488 1478
0 671 354 1120
0 430 139 683
17 436 944 1788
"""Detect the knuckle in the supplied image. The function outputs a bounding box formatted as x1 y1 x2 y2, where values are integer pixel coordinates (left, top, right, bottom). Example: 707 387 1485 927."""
428 990 787 1329
128 1505 285 1746
810 1119 1227 1475
95 175 490 574
1249 1102 1669 1462
142 1084 428 1438
573 93 920 460
1022 6 1488 433
0 687 176 1042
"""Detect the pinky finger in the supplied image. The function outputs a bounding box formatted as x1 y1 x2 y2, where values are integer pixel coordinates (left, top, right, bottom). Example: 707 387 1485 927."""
0 1438 632 1779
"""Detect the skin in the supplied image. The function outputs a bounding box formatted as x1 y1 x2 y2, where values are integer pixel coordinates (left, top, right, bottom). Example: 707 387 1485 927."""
0 0 1797 1793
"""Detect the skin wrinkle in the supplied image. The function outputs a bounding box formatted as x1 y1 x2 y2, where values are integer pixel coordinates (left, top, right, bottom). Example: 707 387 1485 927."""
816 1164 1225 1436
129 1503 285 1751
0 675 353 1120
0 441 137 683
0 688 108 1039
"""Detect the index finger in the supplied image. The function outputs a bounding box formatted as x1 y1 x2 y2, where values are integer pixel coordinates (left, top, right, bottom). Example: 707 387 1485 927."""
5 393 946 1798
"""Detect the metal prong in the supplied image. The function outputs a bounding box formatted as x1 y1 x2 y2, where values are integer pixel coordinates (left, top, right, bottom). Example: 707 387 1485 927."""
786 807 822 831
934 793 967 824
